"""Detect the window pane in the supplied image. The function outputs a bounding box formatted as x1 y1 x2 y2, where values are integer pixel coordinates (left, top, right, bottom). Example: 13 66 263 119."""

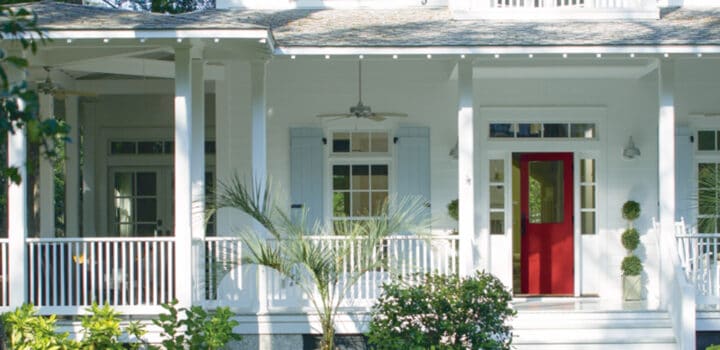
333 132 350 153
136 198 157 222
544 123 568 138
570 123 596 139
581 185 595 209
698 131 716 151
110 141 135 155
137 224 155 236
136 172 157 196
371 192 388 216
164 141 174 154
351 132 370 152
699 163 716 188
137 141 163 154
490 212 504 235
333 165 350 190
205 141 216 154
352 192 370 216
517 123 541 138
333 192 350 216
489 123 514 138
371 132 388 152
352 165 370 190
490 186 504 209
489 159 504 182
699 190 717 215
118 224 133 236
371 165 388 190
114 173 133 197
580 159 595 183
528 160 564 223
581 212 595 234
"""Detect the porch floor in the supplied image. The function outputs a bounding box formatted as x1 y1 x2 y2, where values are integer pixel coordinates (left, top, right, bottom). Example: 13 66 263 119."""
512 297 661 312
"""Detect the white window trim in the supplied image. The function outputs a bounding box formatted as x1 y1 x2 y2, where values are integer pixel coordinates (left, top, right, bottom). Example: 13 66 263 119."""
322 125 397 229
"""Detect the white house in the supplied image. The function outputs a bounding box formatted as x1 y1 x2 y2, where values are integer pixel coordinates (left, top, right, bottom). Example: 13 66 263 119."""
3 0 720 348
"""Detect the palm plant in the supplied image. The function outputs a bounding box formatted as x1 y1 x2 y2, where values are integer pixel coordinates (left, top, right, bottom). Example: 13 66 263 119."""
213 175 429 350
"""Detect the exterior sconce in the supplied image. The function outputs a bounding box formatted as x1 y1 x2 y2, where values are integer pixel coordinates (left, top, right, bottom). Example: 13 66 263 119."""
622 136 641 160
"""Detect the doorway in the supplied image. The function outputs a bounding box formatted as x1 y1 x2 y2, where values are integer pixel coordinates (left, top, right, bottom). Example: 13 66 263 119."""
513 153 574 295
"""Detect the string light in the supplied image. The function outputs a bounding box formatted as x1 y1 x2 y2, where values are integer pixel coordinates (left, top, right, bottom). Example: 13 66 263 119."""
426 54 432 59
460 54 466 59
494 54 500 59
325 54 330 59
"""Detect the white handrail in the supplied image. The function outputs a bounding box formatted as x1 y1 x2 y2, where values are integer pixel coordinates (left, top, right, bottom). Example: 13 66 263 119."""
656 218 696 350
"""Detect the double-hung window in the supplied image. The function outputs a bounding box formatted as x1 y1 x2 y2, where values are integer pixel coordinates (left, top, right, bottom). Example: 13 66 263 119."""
330 131 390 232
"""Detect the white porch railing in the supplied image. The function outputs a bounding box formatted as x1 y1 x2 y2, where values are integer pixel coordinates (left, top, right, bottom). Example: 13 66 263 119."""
266 235 460 309
0 239 7 308
201 235 460 309
26 237 175 314
675 225 720 305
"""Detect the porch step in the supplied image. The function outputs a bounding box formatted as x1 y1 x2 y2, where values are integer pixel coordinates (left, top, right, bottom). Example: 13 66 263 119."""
512 309 676 349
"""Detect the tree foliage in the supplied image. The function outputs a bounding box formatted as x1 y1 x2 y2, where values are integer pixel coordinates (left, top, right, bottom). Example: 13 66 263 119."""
91 0 214 13
1 5 69 186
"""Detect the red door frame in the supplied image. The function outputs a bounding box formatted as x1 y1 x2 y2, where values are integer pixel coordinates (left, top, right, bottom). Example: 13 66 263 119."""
520 152 574 295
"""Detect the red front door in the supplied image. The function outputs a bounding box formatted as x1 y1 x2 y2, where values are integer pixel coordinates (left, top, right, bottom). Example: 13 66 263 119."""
520 153 573 295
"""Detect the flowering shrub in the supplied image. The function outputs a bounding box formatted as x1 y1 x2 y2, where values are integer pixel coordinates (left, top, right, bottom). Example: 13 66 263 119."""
367 271 515 350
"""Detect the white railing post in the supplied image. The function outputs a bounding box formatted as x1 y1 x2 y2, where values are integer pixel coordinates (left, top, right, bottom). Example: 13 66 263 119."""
457 60 477 276
174 46 193 309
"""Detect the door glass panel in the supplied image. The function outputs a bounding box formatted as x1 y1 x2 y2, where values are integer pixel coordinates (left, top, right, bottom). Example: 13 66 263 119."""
581 212 595 234
371 165 388 190
580 185 595 209
333 165 350 190
333 192 350 217
528 160 564 223
371 191 388 215
114 173 133 196
490 186 504 209
136 198 157 222
136 172 157 196
352 192 370 216
580 159 595 182
489 159 504 182
490 212 504 234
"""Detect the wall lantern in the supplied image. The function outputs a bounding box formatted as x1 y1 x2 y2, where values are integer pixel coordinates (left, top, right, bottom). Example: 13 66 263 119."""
622 136 641 160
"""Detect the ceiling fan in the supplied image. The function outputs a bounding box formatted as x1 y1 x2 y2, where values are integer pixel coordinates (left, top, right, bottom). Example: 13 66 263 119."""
36 67 96 99
317 61 408 122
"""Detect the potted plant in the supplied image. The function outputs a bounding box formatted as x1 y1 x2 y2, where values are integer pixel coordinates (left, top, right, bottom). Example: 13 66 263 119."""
621 200 643 301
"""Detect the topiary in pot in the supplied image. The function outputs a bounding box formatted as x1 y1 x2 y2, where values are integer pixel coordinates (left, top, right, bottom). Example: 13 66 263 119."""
621 255 643 301
621 228 640 251
621 255 642 276
622 200 641 222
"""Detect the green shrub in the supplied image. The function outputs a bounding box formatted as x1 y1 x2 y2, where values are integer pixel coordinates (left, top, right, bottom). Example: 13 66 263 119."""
447 199 459 221
706 345 720 350
1 303 76 350
621 255 643 276
622 200 641 221
367 271 515 350
80 302 147 350
621 228 640 251
154 300 242 350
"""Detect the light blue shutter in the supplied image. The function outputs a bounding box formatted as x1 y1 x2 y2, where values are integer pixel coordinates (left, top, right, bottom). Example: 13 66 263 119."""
395 127 431 220
290 128 324 229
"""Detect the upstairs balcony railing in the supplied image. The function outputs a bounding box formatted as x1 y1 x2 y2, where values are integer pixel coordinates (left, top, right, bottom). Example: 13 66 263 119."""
458 0 659 19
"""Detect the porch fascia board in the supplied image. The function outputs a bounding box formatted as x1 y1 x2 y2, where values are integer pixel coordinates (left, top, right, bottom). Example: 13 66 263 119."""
274 45 720 56
60 57 226 81
40 29 271 41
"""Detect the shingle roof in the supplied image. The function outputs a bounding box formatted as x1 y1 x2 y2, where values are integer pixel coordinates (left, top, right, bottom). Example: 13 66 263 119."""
186 7 720 47
20 1 264 30
14 1 720 47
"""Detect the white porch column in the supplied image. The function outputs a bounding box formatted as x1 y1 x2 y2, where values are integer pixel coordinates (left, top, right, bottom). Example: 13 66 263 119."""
81 101 96 236
250 60 269 313
174 46 193 308
64 96 80 237
457 61 477 276
7 66 28 308
658 59 675 308
190 58 206 304
38 93 55 237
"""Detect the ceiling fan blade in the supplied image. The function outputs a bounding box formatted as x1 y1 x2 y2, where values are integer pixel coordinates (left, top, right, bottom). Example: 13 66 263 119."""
368 114 386 122
373 112 408 118
317 113 352 118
